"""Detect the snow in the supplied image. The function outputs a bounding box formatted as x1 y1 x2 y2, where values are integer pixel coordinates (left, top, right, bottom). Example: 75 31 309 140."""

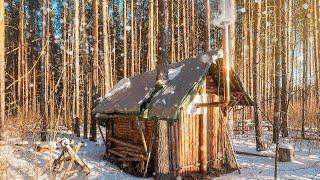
105 78 131 100
200 50 224 64
0 128 142 180
2 126 320 179
279 143 294 150
218 132 320 179
168 64 185 80
186 94 206 115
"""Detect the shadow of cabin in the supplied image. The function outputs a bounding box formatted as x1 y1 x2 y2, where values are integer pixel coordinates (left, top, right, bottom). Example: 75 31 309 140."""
92 51 254 177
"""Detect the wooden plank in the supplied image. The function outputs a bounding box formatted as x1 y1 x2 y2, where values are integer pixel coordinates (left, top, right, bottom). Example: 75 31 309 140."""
98 125 107 146
118 157 144 162
108 149 127 158
171 123 177 176
137 120 148 153
109 137 145 152
181 111 185 176
143 123 155 178
186 113 190 174
63 145 81 179
64 144 91 173
121 151 147 160
199 113 208 173
176 118 181 176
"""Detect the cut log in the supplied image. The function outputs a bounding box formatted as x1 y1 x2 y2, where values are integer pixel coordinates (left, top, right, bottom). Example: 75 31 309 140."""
278 144 294 162
118 157 144 162
108 149 127 158
121 151 147 161
109 137 145 152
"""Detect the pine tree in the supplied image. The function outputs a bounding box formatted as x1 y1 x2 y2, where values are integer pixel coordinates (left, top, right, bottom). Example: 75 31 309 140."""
0 0 5 140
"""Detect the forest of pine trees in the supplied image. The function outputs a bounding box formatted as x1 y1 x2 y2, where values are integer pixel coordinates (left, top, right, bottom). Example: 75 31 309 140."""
0 0 320 179
0 0 319 148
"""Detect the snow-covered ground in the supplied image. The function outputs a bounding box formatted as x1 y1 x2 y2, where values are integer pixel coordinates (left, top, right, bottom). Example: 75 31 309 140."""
0 128 140 180
218 133 320 180
0 128 319 179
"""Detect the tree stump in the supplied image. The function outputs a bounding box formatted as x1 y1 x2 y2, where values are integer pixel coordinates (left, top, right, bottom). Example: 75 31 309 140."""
278 144 294 162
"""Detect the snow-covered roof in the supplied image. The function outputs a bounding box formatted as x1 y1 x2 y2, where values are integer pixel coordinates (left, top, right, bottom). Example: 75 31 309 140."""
93 51 254 121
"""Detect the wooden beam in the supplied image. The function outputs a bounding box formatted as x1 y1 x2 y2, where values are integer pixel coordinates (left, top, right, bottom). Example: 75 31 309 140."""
108 149 127 158
197 99 242 108
196 102 225 108
98 125 107 147
136 117 148 153
109 137 146 153
199 113 208 172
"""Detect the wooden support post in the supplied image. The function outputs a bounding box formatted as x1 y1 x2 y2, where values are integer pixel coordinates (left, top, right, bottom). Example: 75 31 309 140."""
98 124 107 147
199 114 208 173
143 123 156 178
136 117 148 153
199 80 208 173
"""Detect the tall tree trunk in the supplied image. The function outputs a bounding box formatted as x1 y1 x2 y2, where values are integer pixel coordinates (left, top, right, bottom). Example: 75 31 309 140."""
252 0 265 151
130 0 135 76
0 0 5 140
281 0 289 137
313 0 319 114
123 0 127 78
273 0 282 143
82 0 88 139
103 0 111 92
18 0 25 119
90 0 99 142
155 0 171 179
302 6 308 139
74 0 80 136
204 0 210 51
40 0 48 141
62 3 68 129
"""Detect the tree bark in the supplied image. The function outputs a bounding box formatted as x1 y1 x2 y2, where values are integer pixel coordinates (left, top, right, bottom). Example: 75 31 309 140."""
82 0 89 139
281 0 289 137
40 0 48 141
103 0 111 92
252 0 265 151
90 0 99 142
123 0 127 78
204 0 210 51
273 0 282 143
0 0 5 140
155 0 171 179
74 0 80 133
301 7 308 139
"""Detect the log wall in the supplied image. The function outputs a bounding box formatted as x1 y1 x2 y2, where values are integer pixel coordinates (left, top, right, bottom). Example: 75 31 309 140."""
106 75 228 176
112 117 154 146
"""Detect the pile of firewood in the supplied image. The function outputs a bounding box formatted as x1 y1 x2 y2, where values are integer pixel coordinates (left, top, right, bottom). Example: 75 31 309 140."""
107 137 148 173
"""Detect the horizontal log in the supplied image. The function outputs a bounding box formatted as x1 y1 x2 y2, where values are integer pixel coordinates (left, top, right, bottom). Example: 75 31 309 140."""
109 137 146 152
117 157 144 162
121 151 147 161
196 102 226 108
196 100 238 108
108 149 127 158
235 151 274 158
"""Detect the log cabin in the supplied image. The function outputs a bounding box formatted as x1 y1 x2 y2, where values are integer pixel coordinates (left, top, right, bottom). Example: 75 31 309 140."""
92 51 254 177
